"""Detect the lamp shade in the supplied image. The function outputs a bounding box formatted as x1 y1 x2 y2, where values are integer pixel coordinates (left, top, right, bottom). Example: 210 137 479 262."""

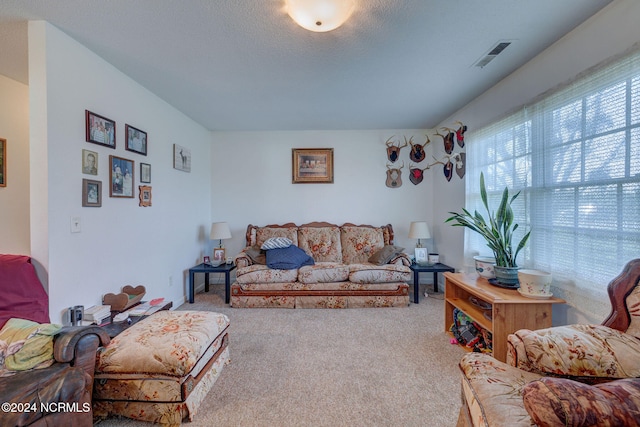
408 221 431 240
210 222 231 241
285 0 356 32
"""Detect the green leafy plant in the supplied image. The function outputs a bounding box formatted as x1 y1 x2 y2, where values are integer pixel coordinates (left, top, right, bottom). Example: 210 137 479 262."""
445 172 531 268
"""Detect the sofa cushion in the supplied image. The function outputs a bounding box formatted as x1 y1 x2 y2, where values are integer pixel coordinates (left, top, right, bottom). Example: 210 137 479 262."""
261 237 293 250
624 285 640 339
256 226 298 248
348 263 411 284
236 265 300 284
298 263 350 283
368 245 404 265
522 377 640 427
297 226 342 263
266 245 315 270
340 226 385 264
509 324 640 379
96 310 229 377
459 352 541 427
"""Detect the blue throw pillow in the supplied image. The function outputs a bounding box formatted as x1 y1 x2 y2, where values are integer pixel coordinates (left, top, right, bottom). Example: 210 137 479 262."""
266 245 315 270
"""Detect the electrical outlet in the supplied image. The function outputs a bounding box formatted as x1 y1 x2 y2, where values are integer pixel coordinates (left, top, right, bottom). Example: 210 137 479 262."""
71 217 81 233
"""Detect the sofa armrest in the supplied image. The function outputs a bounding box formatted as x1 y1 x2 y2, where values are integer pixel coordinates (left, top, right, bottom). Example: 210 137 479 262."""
235 251 253 268
390 254 411 266
54 326 110 377
507 324 640 382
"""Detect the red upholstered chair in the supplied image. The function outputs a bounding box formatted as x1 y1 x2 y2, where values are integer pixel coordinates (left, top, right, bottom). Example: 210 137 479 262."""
0 254 110 427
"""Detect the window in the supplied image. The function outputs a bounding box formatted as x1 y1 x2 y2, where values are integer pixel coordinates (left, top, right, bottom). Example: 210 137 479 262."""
465 48 640 293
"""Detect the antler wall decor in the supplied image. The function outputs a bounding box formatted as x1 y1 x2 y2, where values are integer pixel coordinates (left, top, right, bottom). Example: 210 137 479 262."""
385 136 408 163
382 122 467 187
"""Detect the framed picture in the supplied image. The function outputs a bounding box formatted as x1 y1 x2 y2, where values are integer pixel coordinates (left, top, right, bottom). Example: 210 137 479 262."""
292 148 334 183
138 185 152 207
213 248 226 264
203 256 210 264
173 144 191 172
414 247 428 266
82 149 98 175
82 179 102 207
85 110 116 148
0 138 5 187
109 155 134 198
125 124 147 156
140 162 151 183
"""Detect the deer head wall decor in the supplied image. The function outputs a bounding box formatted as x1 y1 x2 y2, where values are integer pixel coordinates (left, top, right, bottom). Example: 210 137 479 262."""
409 163 428 185
386 162 404 188
385 136 408 163
408 135 430 163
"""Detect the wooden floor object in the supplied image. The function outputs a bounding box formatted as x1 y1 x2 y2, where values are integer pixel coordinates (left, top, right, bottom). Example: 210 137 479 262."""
444 272 565 362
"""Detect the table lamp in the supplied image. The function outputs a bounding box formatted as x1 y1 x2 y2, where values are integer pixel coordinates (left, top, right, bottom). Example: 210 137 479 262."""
210 222 232 266
408 221 431 265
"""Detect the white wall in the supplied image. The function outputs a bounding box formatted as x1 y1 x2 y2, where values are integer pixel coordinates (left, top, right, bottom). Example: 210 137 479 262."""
210 130 437 259
0 75 30 254
28 22 212 322
433 0 640 324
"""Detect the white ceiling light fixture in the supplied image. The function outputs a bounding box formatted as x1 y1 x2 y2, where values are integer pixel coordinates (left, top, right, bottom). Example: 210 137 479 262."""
285 0 356 33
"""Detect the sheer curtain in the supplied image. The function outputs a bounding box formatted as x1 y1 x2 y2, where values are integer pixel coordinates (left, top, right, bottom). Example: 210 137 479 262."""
465 48 640 299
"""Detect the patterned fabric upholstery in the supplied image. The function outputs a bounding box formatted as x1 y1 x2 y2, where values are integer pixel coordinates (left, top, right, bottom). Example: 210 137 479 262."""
508 324 640 380
297 226 342 262
340 226 384 264
94 311 230 424
231 223 410 308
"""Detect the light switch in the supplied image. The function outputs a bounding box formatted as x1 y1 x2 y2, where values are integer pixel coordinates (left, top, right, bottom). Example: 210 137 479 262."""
71 217 81 233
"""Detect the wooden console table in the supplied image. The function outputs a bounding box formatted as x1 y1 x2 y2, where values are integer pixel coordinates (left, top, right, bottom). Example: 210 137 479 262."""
444 272 565 362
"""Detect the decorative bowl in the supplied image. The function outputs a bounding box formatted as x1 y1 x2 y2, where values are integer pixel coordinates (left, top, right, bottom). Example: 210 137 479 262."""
473 256 496 279
517 269 552 296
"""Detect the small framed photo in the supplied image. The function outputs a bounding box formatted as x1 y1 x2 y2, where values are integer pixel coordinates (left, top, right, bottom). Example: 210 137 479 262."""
292 148 334 183
125 124 147 156
213 248 226 264
173 144 191 172
138 185 152 207
86 110 116 148
109 155 134 198
414 247 428 266
140 163 151 183
82 179 102 207
0 138 6 187
82 149 98 175
203 256 210 264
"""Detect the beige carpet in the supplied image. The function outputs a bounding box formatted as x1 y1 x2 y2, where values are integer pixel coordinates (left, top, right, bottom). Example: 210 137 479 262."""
96 284 466 426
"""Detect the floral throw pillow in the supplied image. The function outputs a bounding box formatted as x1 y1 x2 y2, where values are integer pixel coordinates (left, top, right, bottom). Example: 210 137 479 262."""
522 377 640 426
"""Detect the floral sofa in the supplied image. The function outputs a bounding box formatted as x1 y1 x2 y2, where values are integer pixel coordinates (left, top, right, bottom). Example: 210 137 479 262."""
457 259 640 426
230 222 411 308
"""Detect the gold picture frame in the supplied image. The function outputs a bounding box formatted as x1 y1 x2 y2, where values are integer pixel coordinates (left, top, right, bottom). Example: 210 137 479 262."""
292 148 334 183
212 248 226 265
138 185 152 207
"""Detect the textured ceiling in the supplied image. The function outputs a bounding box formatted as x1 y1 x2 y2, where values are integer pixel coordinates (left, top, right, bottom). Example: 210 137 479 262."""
0 0 612 131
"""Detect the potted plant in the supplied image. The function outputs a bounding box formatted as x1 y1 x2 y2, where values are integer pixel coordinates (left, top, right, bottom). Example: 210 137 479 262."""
445 172 531 286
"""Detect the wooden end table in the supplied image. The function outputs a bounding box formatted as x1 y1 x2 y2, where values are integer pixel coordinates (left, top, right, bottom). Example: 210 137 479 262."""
188 262 236 304
444 272 565 362
409 262 455 303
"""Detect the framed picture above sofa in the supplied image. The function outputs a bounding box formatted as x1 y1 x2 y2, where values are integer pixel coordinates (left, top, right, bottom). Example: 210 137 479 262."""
292 148 334 184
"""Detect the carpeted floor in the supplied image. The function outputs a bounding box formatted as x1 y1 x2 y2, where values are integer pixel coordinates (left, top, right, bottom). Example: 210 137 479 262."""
96 284 466 426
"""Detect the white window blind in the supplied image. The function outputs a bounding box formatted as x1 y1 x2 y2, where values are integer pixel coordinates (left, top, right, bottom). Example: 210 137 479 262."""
465 48 640 293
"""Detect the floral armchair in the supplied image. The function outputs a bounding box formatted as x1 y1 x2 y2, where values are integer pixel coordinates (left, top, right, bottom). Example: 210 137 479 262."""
457 259 640 427
0 254 110 426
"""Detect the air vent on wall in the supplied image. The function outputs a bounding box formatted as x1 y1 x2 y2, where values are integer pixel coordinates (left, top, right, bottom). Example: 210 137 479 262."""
473 41 513 68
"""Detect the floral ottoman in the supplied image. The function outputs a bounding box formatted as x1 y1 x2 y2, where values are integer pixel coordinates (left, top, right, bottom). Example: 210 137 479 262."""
93 310 230 426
